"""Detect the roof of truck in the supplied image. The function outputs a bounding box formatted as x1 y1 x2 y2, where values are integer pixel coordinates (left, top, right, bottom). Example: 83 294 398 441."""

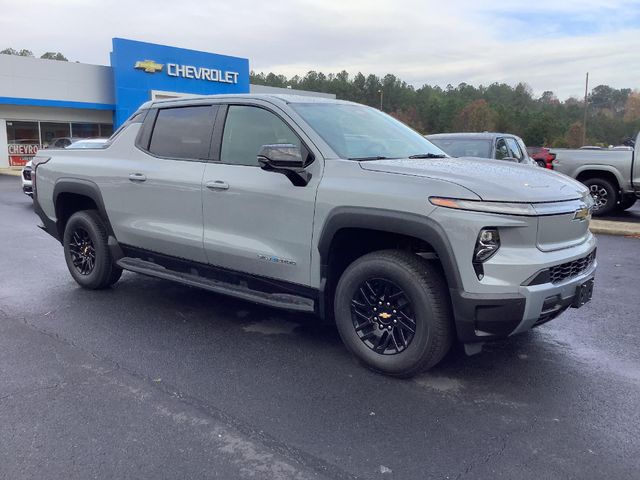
141 94 354 110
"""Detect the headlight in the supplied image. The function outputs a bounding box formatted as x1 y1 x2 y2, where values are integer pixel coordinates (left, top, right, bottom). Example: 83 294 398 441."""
429 197 536 216
473 228 500 280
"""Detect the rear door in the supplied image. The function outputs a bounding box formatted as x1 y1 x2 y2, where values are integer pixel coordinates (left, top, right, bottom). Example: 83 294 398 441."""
102 105 216 263
201 102 321 286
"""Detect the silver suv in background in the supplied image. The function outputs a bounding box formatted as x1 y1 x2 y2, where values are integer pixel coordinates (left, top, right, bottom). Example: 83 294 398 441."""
426 132 538 166
32 95 596 376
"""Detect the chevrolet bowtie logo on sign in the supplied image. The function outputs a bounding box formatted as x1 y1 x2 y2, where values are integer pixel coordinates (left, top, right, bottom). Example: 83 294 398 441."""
134 60 164 73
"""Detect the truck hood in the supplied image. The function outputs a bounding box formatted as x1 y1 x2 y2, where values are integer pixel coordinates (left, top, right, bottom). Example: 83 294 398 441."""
359 157 586 202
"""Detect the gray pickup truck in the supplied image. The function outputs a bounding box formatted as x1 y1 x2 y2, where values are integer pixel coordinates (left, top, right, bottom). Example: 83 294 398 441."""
552 132 640 216
31 94 597 376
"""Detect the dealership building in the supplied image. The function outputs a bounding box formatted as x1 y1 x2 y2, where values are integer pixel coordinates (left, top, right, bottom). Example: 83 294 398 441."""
0 38 333 167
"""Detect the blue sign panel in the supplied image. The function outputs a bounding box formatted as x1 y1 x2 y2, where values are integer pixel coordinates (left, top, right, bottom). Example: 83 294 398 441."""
110 38 250 126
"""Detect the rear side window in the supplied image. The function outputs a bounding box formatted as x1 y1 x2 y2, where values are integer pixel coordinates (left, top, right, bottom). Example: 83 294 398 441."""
220 105 301 166
149 106 215 160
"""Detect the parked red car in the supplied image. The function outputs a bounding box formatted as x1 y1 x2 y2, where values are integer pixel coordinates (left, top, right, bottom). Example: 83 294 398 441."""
526 147 556 169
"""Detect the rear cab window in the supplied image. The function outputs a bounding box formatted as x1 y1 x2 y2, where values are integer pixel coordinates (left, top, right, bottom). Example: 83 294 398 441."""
148 106 216 160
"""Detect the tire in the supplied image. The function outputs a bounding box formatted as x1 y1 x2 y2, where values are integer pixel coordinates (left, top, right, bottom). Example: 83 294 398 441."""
582 178 618 216
619 196 637 211
63 210 122 289
334 250 453 377
535 159 546 168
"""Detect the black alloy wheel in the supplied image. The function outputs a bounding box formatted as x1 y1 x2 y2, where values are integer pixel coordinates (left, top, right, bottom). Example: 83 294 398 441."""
68 227 96 275
334 250 454 377
351 278 415 354
63 210 122 289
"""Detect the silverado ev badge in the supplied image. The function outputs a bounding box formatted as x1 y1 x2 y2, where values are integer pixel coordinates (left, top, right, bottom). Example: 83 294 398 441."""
134 60 164 73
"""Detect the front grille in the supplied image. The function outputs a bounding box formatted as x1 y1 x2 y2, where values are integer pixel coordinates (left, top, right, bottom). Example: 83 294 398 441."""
22 168 32 181
549 250 596 284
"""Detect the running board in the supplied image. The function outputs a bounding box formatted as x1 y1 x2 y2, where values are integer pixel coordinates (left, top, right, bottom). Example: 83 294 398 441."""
116 257 315 313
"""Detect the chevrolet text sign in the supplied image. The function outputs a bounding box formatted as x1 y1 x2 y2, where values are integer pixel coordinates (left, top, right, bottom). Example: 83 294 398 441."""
111 38 249 126
166 63 239 84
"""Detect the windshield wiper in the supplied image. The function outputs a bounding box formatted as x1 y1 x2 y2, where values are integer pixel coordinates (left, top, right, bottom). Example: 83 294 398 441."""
408 153 447 159
348 156 390 161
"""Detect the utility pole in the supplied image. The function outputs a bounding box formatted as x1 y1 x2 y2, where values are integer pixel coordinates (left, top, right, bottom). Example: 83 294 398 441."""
378 89 383 111
582 72 589 147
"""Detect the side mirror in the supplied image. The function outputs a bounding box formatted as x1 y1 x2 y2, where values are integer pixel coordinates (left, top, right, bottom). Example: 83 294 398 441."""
502 156 519 163
257 144 313 186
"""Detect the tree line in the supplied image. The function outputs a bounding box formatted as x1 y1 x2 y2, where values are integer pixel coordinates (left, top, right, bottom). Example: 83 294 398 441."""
2 46 638 147
251 71 640 148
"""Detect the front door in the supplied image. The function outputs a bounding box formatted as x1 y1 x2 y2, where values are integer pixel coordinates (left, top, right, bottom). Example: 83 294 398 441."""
202 104 321 286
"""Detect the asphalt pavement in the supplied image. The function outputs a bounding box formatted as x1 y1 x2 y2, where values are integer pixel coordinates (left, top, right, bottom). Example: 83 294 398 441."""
1 174 639 480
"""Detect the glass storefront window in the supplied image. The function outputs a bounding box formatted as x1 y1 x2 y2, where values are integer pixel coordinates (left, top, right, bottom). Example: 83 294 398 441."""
4 120 114 166
40 122 71 148
99 124 113 137
6 121 39 166
71 123 100 138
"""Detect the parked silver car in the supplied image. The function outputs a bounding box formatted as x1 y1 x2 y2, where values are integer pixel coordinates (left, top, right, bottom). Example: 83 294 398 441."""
426 132 539 166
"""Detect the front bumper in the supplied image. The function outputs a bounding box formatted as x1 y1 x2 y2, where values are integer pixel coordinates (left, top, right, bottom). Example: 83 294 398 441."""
452 252 596 342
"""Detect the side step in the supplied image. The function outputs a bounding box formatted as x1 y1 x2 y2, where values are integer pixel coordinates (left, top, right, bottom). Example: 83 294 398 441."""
116 257 315 313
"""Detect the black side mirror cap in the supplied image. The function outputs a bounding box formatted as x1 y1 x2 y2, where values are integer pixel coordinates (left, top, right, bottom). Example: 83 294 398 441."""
257 144 314 186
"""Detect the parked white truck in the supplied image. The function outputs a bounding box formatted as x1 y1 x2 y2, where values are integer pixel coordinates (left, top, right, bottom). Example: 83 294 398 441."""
552 132 640 216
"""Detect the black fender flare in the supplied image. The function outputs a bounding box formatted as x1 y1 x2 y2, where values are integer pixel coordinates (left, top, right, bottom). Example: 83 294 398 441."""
316 206 464 292
52 178 115 239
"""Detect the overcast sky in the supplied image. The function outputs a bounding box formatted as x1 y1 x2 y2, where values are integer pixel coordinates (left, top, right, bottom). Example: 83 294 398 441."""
2 0 639 99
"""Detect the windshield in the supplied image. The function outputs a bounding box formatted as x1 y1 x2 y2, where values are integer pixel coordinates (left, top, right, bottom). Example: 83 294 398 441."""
290 103 446 160
428 138 492 158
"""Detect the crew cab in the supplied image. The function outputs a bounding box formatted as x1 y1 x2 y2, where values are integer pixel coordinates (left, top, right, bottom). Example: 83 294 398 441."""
31 95 597 376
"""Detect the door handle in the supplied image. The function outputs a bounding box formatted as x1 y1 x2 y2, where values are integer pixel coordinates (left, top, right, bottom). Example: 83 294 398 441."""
205 180 229 191
128 173 147 182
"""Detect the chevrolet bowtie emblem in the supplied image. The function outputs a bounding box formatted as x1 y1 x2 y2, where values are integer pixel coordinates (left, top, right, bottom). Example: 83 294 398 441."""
134 60 164 73
379 312 392 319
573 207 590 220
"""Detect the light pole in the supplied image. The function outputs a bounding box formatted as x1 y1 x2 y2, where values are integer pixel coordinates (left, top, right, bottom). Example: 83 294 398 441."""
582 72 589 147
378 89 383 111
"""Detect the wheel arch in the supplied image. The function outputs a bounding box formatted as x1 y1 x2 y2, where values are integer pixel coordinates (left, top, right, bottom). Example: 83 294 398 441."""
53 179 114 240
316 207 463 318
575 167 623 193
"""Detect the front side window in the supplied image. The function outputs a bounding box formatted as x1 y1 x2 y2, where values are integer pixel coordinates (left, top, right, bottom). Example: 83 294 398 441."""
505 137 524 161
428 138 492 158
495 138 509 160
149 106 215 160
291 103 446 160
220 106 301 167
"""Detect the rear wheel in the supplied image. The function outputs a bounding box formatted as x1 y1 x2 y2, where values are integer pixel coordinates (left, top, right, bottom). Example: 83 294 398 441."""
583 178 618 216
63 210 122 289
334 250 453 377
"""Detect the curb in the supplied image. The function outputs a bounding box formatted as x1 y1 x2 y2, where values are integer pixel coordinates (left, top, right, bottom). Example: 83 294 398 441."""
590 219 640 237
0 168 22 177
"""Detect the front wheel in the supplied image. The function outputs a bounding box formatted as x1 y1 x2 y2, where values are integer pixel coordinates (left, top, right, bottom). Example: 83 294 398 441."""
583 178 618 216
334 250 453 377
63 210 122 289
